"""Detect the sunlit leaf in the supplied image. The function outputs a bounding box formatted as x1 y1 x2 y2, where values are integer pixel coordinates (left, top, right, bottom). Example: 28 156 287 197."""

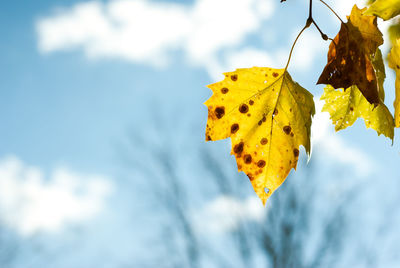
321 85 394 140
388 38 400 128
365 0 400 21
388 23 400 46
205 67 315 204
372 48 386 101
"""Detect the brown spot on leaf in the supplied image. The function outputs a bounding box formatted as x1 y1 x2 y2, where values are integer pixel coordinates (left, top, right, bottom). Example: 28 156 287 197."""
293 148 299 157
350 107 354 111
258 120 262 126
273 108 278 116
247 113 251 117
231 123 239 134
234 142 244 154
244 154 252 164
221 87 229 94
262 116 266 122
247 174 254 181
206 135 212 141
290 132 294 137
257 160 266 168
214 106 225 119
283 126 291 135
231 74 238 81
273 72 279 77
239 104 249 113
249 100 254 105
260 138 268 145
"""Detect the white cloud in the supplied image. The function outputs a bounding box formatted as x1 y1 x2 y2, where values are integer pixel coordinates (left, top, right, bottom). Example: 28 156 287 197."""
334 0 367 19
290 30 327 71
206 29 325 79
311 98 375 177
186 0 273 63
205 47 278 80
37 0 340 77
37 0 275 68
0 156 113 236
194 195 265 233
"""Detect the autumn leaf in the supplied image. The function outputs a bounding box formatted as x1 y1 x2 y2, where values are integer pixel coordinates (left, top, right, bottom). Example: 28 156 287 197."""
372 48 386 101
317 5 383 105
205 67 315 204
388 38 400 128
321 85 394 140
365 0 400 21
388 23 400 47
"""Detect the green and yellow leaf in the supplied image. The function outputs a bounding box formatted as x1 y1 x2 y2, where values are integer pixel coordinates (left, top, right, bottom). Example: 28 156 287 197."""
365 0 400 21
372 48 386 102
388 38 400 128
205 67 315 204
388 23 400 47
321 85 394 140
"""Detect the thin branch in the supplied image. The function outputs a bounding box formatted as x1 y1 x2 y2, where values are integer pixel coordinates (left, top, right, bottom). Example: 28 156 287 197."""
308 0 329 41
284 22 311 70
318 0 345 24
312 20 329 40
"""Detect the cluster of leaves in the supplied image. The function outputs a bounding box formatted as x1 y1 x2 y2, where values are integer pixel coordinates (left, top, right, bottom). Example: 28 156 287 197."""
204 1 400 205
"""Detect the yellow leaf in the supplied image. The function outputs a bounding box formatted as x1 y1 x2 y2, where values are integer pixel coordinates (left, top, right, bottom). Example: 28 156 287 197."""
388 23 400 46
372 48 386 102
321 85 394 140
388 38 400 128
365 0 400 21
205 67 315 204
348 5 384 54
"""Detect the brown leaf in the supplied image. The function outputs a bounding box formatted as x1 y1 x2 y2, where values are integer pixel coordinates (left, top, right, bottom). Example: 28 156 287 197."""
317 5 383 105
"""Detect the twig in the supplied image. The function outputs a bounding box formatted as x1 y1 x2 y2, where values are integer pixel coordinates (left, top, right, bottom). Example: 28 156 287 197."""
318 0 345 24
285 23 311 70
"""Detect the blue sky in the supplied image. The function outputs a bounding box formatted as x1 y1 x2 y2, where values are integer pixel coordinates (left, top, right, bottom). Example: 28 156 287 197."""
0 0 400 267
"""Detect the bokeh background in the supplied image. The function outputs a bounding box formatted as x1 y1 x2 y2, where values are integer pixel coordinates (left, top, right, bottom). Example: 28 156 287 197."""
1 0 400 267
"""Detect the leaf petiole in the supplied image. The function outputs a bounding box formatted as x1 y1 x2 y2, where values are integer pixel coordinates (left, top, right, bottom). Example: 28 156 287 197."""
284 23 310 71
311 19 329 40
318 0 345 24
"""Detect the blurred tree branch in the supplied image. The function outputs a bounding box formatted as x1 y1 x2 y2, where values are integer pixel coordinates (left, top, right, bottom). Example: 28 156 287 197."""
120 115 371 268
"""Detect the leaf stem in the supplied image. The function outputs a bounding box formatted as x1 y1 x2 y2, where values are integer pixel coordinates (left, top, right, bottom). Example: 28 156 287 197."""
284 0 335 70
318 0 345 24
312 20 329 40
284 23 311 71
284 0 314 70
308 0 329 41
